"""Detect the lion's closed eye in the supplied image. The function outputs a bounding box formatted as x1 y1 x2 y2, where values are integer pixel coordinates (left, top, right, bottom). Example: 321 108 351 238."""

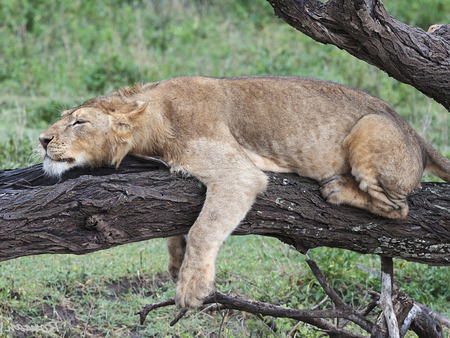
72 120 89 126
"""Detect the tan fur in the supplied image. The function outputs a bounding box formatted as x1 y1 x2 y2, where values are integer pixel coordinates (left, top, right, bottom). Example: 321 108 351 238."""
39 76 450 308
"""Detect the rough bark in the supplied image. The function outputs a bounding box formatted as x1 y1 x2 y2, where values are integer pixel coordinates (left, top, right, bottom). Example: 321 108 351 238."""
266 0 450 111
0 155 449 266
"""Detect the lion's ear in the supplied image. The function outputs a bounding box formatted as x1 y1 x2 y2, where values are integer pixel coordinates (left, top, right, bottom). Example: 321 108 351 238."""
111 101 149 135
115 100 149 117
128 101 149 117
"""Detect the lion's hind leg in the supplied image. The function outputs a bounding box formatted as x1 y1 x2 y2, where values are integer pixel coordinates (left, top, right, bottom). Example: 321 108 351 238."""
334 113 422 219
167 235 187 282
319 174 403 217
321 173 409 219
321 174 371 210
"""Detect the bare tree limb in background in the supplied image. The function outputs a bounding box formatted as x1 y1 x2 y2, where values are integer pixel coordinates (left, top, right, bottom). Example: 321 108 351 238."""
267 0 450 111
135 257 444 338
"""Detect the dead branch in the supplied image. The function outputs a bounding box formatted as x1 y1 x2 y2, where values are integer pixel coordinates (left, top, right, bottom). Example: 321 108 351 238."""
356 264 450 330
305 258 372 332
135 257 442 337
135 292 370 337
379 257 400 338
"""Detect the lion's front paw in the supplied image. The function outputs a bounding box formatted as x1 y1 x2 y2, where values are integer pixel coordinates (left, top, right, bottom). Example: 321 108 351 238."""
175 266 215 308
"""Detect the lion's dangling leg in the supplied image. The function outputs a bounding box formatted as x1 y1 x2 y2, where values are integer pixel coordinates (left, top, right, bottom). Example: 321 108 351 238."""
167 235 187 282
322 114 423 219
173 138 268 308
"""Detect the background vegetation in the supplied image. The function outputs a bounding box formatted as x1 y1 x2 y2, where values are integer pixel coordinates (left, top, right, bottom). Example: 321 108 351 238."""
0 0 449 336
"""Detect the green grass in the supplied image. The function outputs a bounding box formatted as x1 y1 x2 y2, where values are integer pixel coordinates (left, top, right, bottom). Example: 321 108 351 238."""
1 238 448 337
1 0 450 336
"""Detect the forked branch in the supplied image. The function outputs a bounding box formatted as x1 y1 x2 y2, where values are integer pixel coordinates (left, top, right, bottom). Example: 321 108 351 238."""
136 292 366 337
135 257 442 337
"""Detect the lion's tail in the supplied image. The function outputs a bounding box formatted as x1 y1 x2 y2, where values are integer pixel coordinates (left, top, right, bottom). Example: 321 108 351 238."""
421 138 450 182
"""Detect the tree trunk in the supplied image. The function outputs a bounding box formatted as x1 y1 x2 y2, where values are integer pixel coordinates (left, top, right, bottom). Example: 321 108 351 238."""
266 0 450 111
1 155 449 266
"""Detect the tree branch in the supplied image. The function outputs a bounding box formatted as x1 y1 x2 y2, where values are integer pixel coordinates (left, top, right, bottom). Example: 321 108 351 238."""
136 292 370 337
0 155 450 265
305 258 372 332
135 257 442 338
267 0 450 110
379 257 400 338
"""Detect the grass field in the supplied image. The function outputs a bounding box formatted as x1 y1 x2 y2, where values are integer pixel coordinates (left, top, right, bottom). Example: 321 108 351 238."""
1 0 450 337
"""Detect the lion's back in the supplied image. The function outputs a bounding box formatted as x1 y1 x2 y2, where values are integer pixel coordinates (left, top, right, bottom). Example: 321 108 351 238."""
145 76 396 175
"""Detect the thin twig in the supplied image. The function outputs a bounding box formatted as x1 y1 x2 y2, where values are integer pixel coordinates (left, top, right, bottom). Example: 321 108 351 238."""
134 298 176 325
312 296 330 310
359 298 379 318
83 303 95 338
218 307 229 336
305 259 347 308
339 292 379 329
199 303 229 314
286 320 303 338
256 313 278 332
170 308 188 326
305 259 373 333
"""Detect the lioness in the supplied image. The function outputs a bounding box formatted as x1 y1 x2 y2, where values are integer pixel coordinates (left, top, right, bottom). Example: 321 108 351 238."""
39 76 450 308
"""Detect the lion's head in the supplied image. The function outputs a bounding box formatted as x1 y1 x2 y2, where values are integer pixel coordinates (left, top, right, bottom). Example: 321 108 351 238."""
39 91 151 177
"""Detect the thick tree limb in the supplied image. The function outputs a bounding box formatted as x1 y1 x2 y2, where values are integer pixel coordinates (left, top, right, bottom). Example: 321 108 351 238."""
0 155 450 265
266 0 450 110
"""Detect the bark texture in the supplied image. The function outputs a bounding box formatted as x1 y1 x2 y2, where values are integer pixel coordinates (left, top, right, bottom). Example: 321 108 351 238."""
267 0 450 111
1 155 449 266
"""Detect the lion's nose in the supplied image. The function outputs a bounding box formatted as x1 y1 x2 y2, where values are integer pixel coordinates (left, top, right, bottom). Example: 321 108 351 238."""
39 136 54 150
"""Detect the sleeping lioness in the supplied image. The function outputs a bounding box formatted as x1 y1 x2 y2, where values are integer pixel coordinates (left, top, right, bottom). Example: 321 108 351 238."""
38 76 450 308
